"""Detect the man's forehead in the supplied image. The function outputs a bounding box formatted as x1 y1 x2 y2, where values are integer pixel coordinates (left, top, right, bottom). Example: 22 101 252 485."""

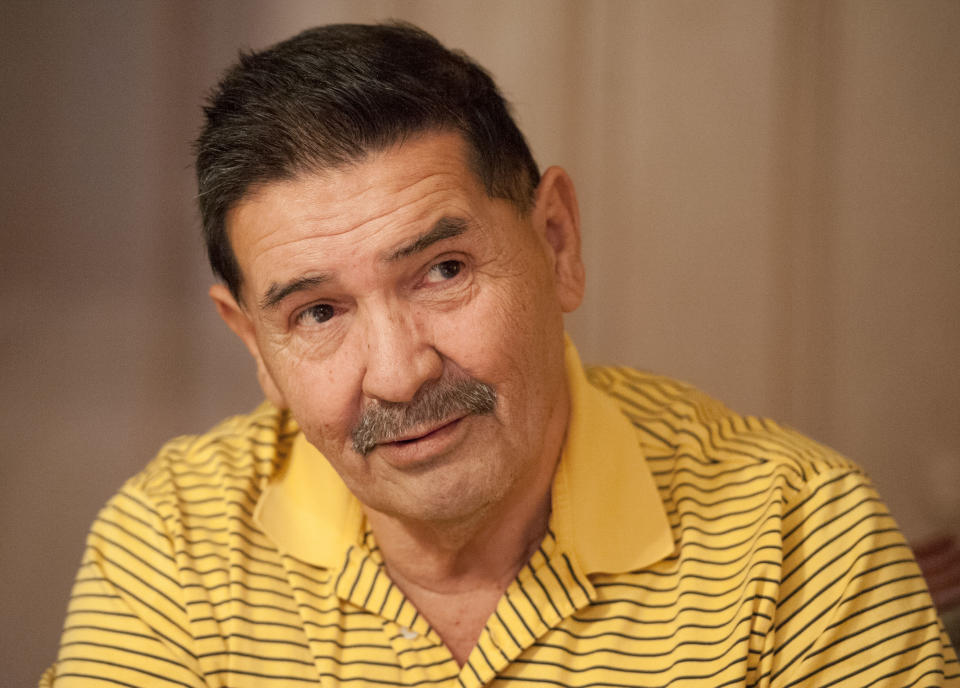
227 131 484 245
221 133 498 308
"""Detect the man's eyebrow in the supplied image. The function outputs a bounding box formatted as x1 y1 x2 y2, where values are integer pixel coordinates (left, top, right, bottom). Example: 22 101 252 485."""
386 216 470 262
257 217 469 311
259 274 331 311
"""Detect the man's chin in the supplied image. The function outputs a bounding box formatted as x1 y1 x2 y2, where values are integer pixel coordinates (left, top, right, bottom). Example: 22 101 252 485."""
363 457 507 527
374 485 500 527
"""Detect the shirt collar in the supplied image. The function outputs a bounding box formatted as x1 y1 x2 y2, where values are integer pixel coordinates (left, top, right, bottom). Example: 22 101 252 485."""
255 337 674 574
254 432 366 568
551 337 675 573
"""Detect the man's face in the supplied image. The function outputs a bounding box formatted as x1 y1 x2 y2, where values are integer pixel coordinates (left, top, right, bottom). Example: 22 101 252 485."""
215 132 584 524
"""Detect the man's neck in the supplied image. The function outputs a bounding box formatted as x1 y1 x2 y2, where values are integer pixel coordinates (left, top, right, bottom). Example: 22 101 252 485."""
367 482 552 589
362 460 556 666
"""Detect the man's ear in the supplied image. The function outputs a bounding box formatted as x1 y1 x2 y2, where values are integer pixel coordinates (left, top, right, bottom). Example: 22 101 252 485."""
533 166 586 313
209 284 288 408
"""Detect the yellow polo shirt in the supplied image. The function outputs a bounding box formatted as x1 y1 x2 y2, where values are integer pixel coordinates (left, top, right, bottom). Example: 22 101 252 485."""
42 342 959 686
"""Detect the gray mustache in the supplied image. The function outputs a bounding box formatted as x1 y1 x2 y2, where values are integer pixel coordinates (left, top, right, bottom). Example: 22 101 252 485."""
351 376 496 455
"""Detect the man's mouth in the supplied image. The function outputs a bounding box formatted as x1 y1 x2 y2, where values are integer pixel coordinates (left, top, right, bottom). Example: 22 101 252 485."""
350 376 496 456
382 416 464 447
366 415 474 468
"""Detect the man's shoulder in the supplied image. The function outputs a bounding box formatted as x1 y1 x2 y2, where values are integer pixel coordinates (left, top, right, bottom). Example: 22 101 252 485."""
585 364 858 486
122 400 296 507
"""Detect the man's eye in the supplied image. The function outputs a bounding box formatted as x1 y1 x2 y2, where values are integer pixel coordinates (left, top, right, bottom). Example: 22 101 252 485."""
426 260 463 283
297 303 335 325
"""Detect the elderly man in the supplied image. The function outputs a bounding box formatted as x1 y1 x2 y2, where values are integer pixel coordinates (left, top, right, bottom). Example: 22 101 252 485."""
43 22 957 687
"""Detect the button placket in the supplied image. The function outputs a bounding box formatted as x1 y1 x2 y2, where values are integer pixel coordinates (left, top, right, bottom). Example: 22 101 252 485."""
335 546 459 680
455 546 597 687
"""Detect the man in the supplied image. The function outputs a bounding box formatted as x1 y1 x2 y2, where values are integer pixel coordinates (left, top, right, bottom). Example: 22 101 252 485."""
43 22 958 687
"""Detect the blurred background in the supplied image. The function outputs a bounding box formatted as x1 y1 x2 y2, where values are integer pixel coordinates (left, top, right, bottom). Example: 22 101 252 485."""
2 1 958 682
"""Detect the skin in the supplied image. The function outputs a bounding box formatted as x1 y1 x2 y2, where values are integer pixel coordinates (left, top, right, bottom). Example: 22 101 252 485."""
211 131 585 664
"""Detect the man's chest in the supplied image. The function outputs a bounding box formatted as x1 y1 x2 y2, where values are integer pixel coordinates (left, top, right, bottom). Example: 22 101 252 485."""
183 537 776 687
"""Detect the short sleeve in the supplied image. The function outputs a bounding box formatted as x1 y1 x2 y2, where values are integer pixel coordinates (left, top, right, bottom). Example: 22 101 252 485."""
41 485 207 687
763 468 960 687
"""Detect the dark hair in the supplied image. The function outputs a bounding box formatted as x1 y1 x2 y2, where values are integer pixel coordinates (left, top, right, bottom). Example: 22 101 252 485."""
195 22 541 301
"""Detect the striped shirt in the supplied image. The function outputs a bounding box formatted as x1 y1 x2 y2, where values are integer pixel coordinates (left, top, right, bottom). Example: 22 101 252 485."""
42 341 959 686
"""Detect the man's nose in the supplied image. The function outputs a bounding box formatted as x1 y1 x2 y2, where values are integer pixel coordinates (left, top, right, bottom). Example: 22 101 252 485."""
359 305 443 403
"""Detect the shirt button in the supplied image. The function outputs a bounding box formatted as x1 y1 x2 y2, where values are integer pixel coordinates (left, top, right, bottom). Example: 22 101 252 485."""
488 628 501 648
399 626 418 640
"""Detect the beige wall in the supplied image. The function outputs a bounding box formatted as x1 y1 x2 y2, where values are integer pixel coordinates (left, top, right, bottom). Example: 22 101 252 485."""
2 1 958 682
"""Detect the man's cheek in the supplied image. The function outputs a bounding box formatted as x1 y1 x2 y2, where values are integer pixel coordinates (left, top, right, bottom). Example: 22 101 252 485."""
305 402 359 450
